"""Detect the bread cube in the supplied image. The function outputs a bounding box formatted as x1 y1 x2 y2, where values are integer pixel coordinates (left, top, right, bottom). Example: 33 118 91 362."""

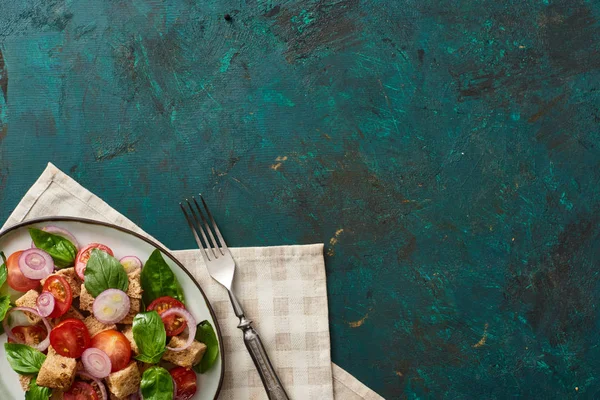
19 374 32 391
118 298 140 324
36 346 77 390
52 307 85 326
122 326 138 354
126 269 142 299
162 336 207 368
15 290 41 324
62 307 85 321
83 315 117 337
105 361 140 398
79 284 94 312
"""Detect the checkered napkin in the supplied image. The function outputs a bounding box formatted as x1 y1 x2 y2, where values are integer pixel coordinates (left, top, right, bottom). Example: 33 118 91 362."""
1 163 384 400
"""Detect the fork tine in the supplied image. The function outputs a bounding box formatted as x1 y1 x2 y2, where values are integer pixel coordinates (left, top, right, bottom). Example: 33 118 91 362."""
192 197 225 256
185 199 218 260
199 194 228 252
180 202 212 262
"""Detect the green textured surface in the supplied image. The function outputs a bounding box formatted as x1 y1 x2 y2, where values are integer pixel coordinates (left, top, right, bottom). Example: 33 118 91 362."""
1 1 600 398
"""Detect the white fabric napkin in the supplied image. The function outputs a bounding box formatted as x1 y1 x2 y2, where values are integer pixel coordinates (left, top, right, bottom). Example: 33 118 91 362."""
2 163 385 400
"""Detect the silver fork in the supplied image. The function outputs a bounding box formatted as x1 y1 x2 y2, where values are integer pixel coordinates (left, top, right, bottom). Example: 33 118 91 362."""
181 196 290 400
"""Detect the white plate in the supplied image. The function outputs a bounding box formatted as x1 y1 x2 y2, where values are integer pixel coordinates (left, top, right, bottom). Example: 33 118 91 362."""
0 218 224 399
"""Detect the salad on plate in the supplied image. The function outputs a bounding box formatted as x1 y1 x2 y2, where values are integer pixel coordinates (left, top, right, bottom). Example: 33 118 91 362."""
0 226 219 400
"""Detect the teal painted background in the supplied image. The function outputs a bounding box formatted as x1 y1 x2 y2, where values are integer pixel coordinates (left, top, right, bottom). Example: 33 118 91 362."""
1 0 600 398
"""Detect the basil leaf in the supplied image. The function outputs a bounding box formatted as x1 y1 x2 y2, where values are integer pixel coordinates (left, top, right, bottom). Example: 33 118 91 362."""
0 251 7 287
25 377 52 400
0 295 10 321
133 311 166 364
4 343 46 374
141 250 185 306
0 253 12 332
84 249 129 297
193 320 220 373
28 228 77 269
140 366 174 400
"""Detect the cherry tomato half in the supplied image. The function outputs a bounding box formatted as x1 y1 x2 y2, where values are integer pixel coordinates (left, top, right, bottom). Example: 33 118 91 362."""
170 367 198 400
147 296 187 336
10 325 47 346
42 275 73 318
49 318 91 358
63 381 99 400
75 244 114 280
6 251 40 292
90 329 131 372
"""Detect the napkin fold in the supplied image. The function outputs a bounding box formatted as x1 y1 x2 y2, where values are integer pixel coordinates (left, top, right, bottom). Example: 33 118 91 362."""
2 163 384 400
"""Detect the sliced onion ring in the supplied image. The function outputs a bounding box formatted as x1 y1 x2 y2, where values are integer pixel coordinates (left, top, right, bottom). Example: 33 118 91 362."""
119 256 142 273
77 371 108 400
19 249 54 280
163 308 197 352
36 292 56 318
3 307 52 351
31 226 80 250
92 289 130 324
82 348 112 378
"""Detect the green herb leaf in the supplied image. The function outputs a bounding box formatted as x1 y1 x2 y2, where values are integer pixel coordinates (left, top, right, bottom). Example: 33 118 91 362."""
25 377 52 400
4 343 46 374
0 251 7 288
84 249 129 297
193 320 220 373
0 295 11 321
133 311 167 364
140 366 174 400
141 250 185 306
29 228 77 269
0 253 13 331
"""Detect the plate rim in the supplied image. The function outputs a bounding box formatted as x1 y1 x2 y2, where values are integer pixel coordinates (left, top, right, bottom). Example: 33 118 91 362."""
0 216 225 400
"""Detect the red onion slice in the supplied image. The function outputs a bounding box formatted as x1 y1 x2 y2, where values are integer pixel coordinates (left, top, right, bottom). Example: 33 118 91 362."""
163 308 197 352
2 307 52 351
77 371 108 400
92 289 130 324
82 348 112 378
18 249 54 280
31 226 80 250
119 256 142 273
36 292 56 318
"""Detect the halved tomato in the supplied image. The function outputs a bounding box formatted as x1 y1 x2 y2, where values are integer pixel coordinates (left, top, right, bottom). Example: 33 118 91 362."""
90 329 131 372
42 275 73 318
49 318 91 358
170 367 197 400
10 325 47 346
6 251 40 292
63 381 99 400
147 296 187 336
75 244 114 280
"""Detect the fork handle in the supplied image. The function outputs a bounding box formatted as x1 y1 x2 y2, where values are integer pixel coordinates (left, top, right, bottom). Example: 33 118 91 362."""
239 317 290 400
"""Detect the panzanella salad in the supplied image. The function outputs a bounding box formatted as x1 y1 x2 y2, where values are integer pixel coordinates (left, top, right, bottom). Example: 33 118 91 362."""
0 226 219 400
